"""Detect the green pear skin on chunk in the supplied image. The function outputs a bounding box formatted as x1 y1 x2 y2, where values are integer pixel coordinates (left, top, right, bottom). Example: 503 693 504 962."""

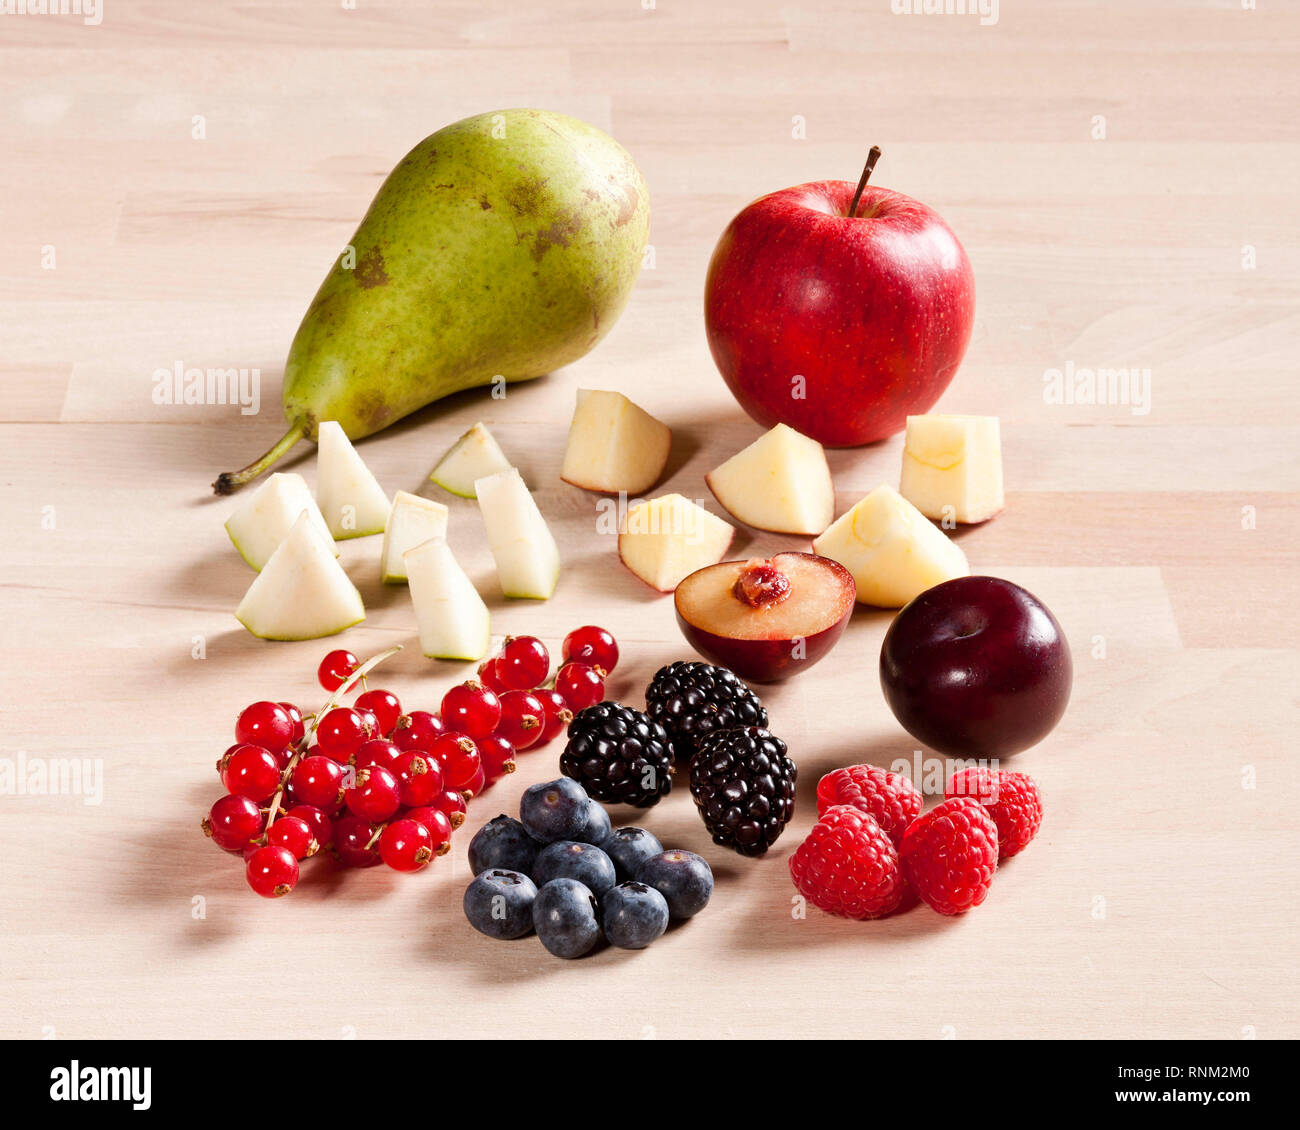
214 109 650 495
381 490 450 584
475 467 561 600
429 422 512 499
235 511 366 640
315 420 391 540
404 536 491 661
224 471 336 571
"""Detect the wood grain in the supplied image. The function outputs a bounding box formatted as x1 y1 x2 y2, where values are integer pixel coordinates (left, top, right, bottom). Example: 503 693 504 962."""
2 0 1297 1040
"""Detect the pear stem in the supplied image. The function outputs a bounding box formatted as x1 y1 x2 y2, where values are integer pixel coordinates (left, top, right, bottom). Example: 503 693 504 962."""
847 145 883 219
213 424 306 495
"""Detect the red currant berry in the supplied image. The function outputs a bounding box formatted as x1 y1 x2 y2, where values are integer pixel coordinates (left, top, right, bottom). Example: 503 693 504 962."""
317 648 359 692
494 689 546 750
432 790 467 829
498 636 550 690
355 689 402 736
345 764 401 823
461 763 487 799
287 804 333 850
392 710 444 751
315 707 368 762
477 657 508 694
278 702 306 746
219 744 282 803
355 738 402 773
562 625 619 673
268 815 318 860
536 689 574 746
554 662 606 713
332 815 381 868
431 733 481 792
246 845 299 898
478 734 517 783
405 806 453 854
203 794 263 853
378 819 434 872
440 681 501 739
234 701 293 755
289 756 346 810
394 751 444 808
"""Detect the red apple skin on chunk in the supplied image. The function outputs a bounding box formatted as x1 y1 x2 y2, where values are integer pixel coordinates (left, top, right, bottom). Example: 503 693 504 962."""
675 552 855 683
704 181 975 448
879 576 1072 758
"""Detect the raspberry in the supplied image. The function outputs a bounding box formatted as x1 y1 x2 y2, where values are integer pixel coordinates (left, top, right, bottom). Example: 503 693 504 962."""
788 806 906 920
900 797 999 916
946 767 1042 859
815 764 922 846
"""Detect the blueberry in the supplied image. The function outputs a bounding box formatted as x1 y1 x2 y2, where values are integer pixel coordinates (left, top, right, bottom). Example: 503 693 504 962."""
520 777 591 843
636 850 713 920
573 799 612 846
468 815 539 877
600 826 664 881
602 881 669 950
532 840 617 896
532 878 601 959
463 869 538 940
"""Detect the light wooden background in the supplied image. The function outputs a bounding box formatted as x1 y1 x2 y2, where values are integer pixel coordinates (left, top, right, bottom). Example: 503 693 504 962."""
2 0 1297 1041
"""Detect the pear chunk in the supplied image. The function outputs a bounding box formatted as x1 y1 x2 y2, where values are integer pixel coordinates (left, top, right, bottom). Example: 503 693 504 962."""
429 422 512 499
235 511 365 640
475 468 561 599
404 536 490 661
899 414 1004 525
705 423 834 536
812 485 968 608
381 491 450 584
617 494 735 593
225 472 336 571
561 389 672 494
315 420 391 539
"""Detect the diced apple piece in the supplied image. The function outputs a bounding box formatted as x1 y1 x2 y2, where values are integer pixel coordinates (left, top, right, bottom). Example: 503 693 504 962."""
561 389 672 494
705 423 834 535
235 511 365 640
404 537 490 661
429 422 512 499
225 471 336 571
380 491 450 584
812 485 968 608
618 493 735 593
899 414 1004 524
315 420 391 539
475 468 561 599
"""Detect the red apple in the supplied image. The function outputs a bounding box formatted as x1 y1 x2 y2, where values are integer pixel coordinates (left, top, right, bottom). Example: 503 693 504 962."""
674 553 855 683
704 169 975 447
879 576 1071 758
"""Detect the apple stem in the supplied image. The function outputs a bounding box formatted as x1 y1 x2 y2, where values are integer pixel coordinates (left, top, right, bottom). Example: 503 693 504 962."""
213 423 306 495
847 145 883 219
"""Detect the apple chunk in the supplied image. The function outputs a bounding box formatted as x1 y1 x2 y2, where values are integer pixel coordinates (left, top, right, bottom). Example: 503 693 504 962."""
475 467 561 599
315 420 391 539
705 423 834 535
429 422 512 499
812 484 968 608
404 536 490 661
235 511 365 640
618 494 735 593
675 553 855 682
561 389 672 494
380 491 450 584
225 471 336 571
899 414 1004 524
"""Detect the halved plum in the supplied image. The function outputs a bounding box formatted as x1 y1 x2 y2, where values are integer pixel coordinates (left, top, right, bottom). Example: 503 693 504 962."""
674 552 855 683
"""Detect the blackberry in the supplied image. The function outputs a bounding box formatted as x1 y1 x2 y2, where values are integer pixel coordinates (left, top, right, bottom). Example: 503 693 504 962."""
689 726 796 856
560 702 673 808
645 662 768 765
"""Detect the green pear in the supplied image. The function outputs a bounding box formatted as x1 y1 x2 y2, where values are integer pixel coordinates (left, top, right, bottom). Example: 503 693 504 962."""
214 108 649 494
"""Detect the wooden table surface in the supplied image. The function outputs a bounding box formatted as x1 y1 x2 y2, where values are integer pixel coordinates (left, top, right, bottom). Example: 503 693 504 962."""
3 0 1297 1041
